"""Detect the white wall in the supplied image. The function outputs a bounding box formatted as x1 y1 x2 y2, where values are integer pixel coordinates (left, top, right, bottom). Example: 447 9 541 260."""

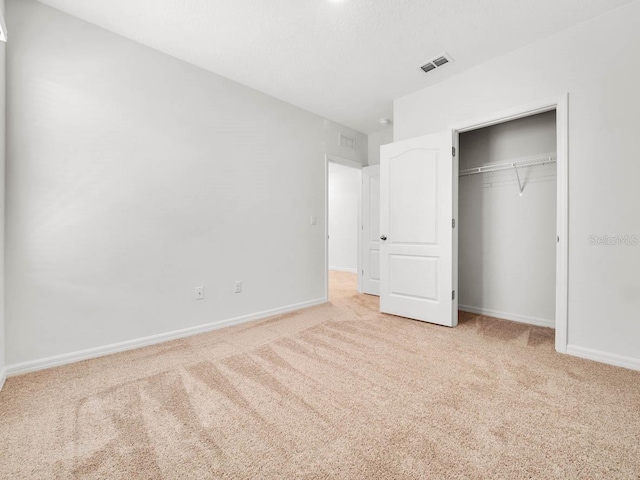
5 0 367 367
394 0 640 366
328 162 360 273
366 128 393 166
0 0 6 387
459 112 557 326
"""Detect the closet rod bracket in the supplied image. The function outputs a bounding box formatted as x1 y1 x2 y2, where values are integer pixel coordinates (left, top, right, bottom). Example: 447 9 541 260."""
513 163 525 196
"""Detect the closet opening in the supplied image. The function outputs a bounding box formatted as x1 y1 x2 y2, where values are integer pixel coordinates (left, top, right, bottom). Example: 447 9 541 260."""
456 110 558 334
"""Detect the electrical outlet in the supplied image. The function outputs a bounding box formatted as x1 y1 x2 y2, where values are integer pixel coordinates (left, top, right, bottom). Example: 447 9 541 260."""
234 281 242 294
195 286 204 300
310 215 317 225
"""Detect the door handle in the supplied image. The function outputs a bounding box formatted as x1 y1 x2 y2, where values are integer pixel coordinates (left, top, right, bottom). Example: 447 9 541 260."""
380 235 387 241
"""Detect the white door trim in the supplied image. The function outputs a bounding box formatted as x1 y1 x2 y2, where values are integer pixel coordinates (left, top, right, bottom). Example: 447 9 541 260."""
326 153 365 170
325 155 329 301
450 94 569 354
324 154 364 298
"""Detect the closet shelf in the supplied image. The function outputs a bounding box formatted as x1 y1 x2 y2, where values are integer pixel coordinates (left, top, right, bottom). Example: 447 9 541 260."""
458 154 557 177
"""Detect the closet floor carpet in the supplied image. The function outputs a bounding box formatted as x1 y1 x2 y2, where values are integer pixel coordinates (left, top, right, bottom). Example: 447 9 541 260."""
1 271 639 479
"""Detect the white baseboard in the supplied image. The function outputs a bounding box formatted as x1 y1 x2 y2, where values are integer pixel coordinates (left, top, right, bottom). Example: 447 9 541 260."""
0 367 6 392
6 297 327 377
329 266 358 274
459 304 555 329
566 345 640 371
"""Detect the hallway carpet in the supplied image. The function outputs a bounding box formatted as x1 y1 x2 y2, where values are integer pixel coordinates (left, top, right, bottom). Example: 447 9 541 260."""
1 271 639 479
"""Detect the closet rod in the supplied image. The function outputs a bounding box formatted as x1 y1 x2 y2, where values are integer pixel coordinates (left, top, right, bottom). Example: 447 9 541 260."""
459 154 557 177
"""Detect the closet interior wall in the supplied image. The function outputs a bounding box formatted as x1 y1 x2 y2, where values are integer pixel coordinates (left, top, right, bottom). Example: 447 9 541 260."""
458 111 557 327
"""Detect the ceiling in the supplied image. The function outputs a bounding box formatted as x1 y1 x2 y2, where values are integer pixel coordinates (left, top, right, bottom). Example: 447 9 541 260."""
36 0 634 134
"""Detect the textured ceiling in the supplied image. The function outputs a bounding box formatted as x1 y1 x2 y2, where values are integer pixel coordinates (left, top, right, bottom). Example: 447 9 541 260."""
36 0 634 134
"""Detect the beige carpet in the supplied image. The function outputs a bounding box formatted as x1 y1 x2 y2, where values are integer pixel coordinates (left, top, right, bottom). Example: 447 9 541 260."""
1 271 639 479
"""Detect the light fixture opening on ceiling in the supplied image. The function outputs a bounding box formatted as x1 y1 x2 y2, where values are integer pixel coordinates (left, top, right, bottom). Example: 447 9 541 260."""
379 118 393 126
420 52 454 74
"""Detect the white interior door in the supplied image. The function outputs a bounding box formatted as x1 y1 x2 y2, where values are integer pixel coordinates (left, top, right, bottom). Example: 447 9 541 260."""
380 131 457 327
361 165 380 295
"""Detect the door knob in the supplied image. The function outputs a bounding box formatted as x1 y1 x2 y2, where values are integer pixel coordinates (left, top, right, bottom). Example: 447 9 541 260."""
380 235 387 241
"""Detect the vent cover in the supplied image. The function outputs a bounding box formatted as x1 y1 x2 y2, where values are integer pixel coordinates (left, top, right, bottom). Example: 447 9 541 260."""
339 133 356 151
420 52 453 74
420 63 436 73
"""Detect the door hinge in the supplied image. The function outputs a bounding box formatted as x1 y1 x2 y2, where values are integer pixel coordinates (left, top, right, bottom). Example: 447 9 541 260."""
452 218 456 228
452 146 456 157
452 290 455 300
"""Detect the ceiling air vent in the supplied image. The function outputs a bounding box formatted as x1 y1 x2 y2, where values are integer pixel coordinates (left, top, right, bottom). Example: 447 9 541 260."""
420 62 436 73
420 52 454 74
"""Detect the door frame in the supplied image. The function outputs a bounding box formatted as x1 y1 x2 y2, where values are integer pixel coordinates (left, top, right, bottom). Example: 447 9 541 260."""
324 154 364 301
450 94 569 353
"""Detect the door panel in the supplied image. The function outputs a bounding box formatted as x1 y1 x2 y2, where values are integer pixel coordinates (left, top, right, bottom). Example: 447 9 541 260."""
389 151 438 244
389 255 438 300
362 165 380 295
369 179 380 242
380 132 457 327
369 249 380 282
